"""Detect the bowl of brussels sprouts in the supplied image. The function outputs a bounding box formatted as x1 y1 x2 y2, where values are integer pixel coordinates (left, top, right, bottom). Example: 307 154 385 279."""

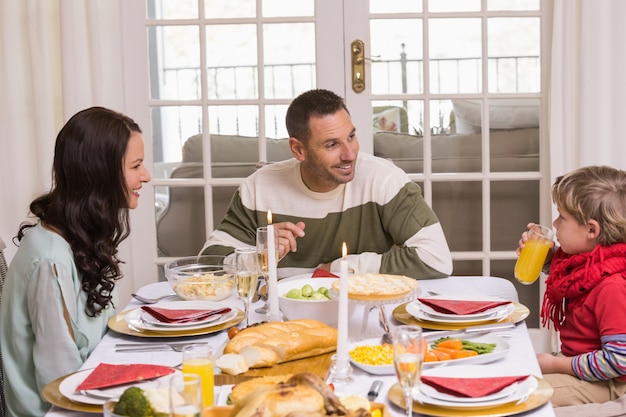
277 277 356 326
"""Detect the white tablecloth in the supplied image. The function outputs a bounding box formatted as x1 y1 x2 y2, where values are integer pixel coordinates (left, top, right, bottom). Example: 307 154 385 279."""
45 276 555 417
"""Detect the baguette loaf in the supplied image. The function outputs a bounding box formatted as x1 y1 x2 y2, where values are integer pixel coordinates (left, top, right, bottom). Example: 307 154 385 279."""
223 319 337 368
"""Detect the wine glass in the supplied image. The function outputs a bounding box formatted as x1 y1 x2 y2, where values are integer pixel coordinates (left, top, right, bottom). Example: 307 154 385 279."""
392 325 423 417
234 246 260 327
255 226 279 314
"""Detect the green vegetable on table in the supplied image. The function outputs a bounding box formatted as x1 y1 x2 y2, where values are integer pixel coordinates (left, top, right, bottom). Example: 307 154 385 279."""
113 387 168 417
432 337 497 354
284 284 331 300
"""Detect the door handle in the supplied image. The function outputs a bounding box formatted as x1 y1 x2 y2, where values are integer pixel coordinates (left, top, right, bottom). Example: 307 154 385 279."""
351 39 366 93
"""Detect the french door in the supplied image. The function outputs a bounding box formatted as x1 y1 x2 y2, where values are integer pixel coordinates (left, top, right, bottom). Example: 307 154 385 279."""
131 0 548 328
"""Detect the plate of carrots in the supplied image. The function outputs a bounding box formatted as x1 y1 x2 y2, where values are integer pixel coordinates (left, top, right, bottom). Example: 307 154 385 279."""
348 334 510 375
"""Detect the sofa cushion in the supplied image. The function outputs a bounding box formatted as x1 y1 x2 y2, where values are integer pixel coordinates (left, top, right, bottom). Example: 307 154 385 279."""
452 99 540 134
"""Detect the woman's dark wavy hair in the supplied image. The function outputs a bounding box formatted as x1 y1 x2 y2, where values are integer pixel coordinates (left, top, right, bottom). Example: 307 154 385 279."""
18 106 141 317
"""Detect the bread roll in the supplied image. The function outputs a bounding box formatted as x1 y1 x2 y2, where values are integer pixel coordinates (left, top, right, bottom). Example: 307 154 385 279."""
223 319 337 368
215 353 249 375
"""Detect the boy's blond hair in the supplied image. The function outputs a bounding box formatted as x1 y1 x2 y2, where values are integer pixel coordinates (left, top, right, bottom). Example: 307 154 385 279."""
552 165 626 245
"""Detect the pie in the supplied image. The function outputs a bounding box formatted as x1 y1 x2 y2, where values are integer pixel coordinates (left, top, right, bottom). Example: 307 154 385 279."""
331 273 418 301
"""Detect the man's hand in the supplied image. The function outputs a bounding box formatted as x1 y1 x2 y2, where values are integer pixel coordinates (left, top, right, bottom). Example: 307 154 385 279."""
273 221 305 259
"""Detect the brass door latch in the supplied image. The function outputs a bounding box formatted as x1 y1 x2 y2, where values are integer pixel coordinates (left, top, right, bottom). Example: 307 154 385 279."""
351 39 365 93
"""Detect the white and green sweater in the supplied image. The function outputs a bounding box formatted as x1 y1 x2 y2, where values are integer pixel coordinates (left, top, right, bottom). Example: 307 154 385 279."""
201 152 452 279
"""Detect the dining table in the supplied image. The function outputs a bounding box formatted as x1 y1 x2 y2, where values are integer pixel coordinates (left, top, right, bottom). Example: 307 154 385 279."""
44 275 556 417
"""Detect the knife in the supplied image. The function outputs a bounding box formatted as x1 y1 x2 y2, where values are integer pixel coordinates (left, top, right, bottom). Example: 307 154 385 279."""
115 342 208 352
423 321 515 341
367 380 383 401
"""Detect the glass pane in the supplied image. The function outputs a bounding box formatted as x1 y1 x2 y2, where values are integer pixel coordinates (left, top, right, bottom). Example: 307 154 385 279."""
263 23 316 99
488 0 539 11
208 105 259 137
370 0 421 13
262 0 313 17
429 19 481 94
372 100 424 174
488 18 540 93
206 24 258 100
492 259 539 327
452 260 482 276
156 185 206 257
432 181 482 252
430 99 454 135
491 180 539 251
147 0 198 19
429 0 480 12
152 106 202 174
370 19 423 95
264 104 289 139
148 26 200 100
204 0 255 18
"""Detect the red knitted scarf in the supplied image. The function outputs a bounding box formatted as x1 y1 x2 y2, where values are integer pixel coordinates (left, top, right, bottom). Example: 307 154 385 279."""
541 243 626 330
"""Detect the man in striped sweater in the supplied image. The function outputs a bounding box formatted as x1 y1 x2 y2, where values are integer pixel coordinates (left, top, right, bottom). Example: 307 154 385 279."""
201 89 452 279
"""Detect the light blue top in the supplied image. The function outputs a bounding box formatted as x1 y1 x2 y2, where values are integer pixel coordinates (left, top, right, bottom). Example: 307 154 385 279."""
0 223 117 416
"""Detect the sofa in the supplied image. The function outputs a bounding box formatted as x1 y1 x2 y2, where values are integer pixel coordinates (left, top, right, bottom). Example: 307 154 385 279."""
156 126 542 325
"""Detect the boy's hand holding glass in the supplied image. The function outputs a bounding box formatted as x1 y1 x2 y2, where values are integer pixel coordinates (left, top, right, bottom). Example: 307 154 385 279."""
515 224 554 285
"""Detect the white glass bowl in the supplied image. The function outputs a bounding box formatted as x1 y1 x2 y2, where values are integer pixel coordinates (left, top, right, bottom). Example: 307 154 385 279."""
277 277 356 327
164 255 234 301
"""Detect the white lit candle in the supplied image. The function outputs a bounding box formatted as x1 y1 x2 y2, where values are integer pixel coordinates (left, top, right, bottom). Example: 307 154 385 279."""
337 242 349 361
267 210 280 318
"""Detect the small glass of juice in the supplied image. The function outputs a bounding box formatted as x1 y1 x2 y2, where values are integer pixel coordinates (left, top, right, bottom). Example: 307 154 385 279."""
182 344 214 408
514 224 554 285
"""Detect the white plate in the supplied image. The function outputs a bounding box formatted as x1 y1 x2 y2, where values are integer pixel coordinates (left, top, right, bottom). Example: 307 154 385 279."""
58 368 179 405
420 380 518 403
125 301 237 332
415 295 512 320
414 365 538 410
406 300 515 324
349 334 510 375
134 282 180 302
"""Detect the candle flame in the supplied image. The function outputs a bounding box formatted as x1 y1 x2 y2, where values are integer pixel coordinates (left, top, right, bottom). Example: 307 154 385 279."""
267 210 273 225
342 242 347 258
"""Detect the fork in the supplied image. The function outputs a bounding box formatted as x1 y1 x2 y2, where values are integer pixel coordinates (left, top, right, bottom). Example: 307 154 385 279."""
115 342 208 352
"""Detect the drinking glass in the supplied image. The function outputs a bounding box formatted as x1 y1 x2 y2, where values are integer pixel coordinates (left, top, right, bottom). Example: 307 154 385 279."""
182 344 214 408
170 373 202 417
255 226 279 314
392 325 423 417
234 246 260 327
514 224 554 285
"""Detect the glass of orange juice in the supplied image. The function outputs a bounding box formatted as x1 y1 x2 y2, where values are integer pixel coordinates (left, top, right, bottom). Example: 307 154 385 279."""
182 345 214 409
514 224 554 285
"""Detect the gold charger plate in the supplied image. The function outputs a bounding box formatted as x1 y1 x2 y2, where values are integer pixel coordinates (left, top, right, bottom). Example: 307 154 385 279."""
392 302 529 330
107 307 244 337
388 377 553 417
43 371 255 413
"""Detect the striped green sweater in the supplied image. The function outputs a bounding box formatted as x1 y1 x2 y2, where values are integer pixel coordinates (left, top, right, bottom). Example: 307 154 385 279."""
201 152 452 279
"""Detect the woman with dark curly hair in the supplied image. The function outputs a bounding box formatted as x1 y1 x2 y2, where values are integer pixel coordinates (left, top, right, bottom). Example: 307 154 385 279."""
0 106 151 416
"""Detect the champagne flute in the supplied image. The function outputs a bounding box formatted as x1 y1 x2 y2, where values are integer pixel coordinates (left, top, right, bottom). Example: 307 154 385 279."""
392 325 423 417
255 226 279 314
234 246 259 327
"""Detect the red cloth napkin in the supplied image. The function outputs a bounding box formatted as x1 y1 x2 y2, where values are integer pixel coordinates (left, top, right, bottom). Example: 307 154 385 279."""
421 375 530 398
312 268 339 278
417 298 512 315
141 306 231 323
75 363 175 391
